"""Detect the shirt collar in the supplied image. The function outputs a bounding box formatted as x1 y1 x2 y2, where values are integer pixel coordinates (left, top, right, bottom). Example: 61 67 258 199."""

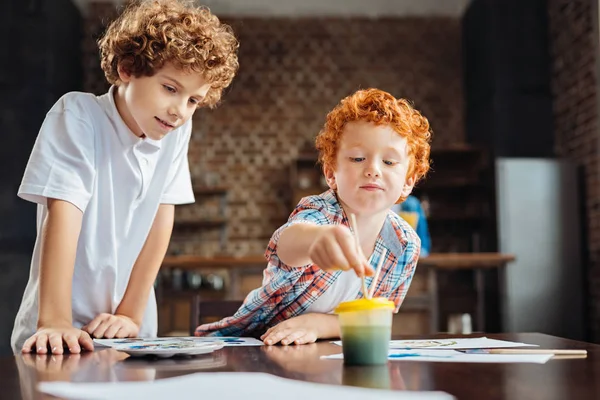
101 85 162 150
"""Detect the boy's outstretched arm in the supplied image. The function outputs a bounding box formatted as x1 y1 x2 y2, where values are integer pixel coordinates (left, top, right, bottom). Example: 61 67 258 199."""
278 224 372 276
83 204 174 339
22 198 95 355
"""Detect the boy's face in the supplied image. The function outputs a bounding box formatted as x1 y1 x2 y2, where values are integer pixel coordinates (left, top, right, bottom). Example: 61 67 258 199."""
324 121 415 216
115 62 211 140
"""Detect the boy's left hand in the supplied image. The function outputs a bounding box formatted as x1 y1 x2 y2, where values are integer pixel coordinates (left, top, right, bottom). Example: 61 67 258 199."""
261 313 337 345
82 313 140 339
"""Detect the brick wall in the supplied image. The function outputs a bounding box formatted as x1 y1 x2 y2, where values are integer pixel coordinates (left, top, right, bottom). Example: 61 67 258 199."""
548 0 600 342
84 4 465 258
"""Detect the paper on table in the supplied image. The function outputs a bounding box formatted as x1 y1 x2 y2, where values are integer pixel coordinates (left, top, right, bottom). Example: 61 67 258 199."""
332 337 538 350
322 349 552 364
38 372 455 400
94 336 264 348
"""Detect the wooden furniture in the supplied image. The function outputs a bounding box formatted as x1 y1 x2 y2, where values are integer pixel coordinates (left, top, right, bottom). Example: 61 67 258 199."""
159 252 514 335
157 255 265 335
412 145 493 253
189 294 243 334
173 186 229 250
420 253 515 332
8 333 599 400
289 154 328 208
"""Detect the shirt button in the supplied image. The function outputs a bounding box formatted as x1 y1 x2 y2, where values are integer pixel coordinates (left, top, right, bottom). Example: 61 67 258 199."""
142 158 149 165
311 290 318 297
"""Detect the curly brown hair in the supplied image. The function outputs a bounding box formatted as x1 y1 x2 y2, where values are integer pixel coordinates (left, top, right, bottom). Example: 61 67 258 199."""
98 0 239 108
315 88 432 202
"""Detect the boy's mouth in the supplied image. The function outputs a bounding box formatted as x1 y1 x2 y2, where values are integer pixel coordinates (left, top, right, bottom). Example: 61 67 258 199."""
360 184 384 191
155 117 175 129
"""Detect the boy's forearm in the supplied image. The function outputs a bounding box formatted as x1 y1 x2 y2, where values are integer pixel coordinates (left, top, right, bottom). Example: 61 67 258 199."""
38 199 84 327
116 204 174 325
277 223 322 267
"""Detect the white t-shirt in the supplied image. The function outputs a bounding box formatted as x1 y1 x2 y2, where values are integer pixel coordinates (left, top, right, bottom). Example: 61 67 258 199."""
304 270 362 314
11 86 195 351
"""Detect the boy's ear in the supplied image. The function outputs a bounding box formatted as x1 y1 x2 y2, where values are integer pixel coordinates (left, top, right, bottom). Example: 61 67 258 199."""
323 164 337 190
401 175 416 198
117 64 132 83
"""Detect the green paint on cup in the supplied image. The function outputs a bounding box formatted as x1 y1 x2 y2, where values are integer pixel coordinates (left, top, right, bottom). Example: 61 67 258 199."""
341 325 391 365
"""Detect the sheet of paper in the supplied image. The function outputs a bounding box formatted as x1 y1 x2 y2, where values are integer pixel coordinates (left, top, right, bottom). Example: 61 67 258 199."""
38 372 455 400
332 337 538 350
94 336 264 349
322 349 552 364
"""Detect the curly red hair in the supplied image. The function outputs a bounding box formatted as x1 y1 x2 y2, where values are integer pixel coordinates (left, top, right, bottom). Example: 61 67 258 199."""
315 88 432 202
98 0 239 108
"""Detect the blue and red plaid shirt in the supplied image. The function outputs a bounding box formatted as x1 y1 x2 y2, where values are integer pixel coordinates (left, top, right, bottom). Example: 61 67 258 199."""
195 189 421 337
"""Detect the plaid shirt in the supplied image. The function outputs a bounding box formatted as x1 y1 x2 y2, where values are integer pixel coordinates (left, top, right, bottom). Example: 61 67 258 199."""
195 189 421 337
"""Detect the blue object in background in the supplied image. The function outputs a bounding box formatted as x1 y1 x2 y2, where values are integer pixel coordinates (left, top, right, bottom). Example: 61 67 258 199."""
391 195 431 256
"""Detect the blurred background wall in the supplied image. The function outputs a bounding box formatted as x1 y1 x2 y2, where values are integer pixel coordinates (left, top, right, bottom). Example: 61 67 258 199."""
2 0 600 353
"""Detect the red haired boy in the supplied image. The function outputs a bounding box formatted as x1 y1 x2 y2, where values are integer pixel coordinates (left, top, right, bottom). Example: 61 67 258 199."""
196 88 432 345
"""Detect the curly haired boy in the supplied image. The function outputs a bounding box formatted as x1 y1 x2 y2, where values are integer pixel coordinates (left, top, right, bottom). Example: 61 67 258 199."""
12 0 238 354
196 88 432 345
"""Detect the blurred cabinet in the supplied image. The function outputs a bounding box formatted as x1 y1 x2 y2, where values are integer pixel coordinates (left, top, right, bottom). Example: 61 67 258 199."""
412 145 495 253
289 154 329 208
173 186 229 251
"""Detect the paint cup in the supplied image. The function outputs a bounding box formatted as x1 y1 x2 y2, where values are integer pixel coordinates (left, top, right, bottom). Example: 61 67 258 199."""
342 365 391 389
335 298 395 365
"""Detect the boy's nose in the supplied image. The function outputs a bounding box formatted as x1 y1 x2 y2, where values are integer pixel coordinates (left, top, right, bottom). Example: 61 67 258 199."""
365 165 381 178
168 101 186 120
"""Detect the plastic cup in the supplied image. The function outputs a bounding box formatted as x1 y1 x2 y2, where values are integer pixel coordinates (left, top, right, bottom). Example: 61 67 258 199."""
335 298 395 365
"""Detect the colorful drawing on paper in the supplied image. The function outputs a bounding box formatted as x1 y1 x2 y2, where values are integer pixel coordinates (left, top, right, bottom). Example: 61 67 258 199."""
94 336 264 349
389 340 458 349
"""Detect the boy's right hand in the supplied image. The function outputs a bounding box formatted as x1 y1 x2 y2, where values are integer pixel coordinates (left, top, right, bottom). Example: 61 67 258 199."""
308 225 374 277
22 326 94 355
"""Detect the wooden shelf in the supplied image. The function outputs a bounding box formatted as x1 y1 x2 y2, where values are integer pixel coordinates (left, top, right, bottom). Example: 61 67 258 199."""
419 253 515 269
419 178 482 189
161 288 228 299
430 145 485 156
428 213 487 222
401 294 432 312
174 218 227 228
162 254 266 270
193 186 229 195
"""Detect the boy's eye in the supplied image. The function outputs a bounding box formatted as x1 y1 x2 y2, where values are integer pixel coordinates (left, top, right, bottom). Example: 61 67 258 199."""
383 160 396 166
350 157 365 162
189 98 199 105
163 85 176 93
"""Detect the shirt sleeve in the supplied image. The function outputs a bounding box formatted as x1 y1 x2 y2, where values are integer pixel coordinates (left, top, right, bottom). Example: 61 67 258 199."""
264 196 332 271
18 99 96 213
160 120 195 205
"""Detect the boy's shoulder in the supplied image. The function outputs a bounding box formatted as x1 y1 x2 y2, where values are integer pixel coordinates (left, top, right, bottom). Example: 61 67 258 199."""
49 91 105 124
386 209 421 248
295 189 342 217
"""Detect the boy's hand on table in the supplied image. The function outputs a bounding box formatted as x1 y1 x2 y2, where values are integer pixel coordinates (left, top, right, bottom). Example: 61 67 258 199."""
309 225 374 277
82 313 140 340
260 313 338 345
22 326 94 355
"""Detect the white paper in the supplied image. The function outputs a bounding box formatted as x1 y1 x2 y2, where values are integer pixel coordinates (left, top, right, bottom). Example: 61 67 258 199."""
332 337 538 350
322 349 552 364
38 372 455 400
94 336 264 349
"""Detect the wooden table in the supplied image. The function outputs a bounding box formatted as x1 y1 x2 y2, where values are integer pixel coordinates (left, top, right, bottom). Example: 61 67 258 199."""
4 333 598 400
